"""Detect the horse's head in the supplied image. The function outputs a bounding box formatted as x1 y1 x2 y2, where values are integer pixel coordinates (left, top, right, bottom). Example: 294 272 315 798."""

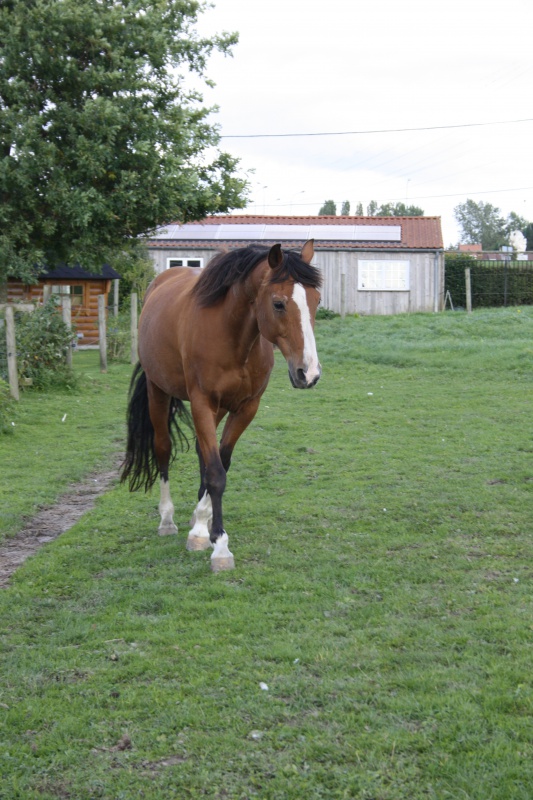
256 240 322 389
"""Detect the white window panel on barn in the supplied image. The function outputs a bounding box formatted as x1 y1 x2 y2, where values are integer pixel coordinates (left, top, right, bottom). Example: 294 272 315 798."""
358 260 410 291
167 258 204 269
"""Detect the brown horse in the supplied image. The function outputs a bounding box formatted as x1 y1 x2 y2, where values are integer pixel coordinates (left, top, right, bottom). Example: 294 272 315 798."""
121 240 322 571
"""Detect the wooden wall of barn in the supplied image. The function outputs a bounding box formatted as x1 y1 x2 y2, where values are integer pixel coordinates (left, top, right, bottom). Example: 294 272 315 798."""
314 250 444 315
147 246 445 315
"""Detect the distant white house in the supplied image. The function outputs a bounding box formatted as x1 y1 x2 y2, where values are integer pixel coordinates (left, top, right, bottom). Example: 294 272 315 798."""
147 214 445 315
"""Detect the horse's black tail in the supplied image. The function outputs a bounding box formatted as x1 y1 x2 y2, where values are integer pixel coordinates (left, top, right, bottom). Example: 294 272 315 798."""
120 363 193 493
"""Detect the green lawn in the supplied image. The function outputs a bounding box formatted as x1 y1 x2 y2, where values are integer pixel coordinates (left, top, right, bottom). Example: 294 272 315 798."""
1 309 532 799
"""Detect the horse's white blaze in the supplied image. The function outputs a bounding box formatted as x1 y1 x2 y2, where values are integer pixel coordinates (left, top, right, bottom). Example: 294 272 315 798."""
159 478 177 532
292 283 320 381
188 491 212 541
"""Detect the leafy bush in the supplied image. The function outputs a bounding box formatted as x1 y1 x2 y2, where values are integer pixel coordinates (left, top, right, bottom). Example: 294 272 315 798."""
0 298 76 390
316 306 339 320
0 377 15 433
107 310 132 362
108 243 156 308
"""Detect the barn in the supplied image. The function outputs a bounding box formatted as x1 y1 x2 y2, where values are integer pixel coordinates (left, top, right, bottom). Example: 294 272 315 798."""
6 263 120 344
147 215 445 315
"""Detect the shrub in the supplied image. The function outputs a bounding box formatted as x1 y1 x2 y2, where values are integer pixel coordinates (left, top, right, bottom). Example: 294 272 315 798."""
0 298 76 390
107 310 132 362
316 307 339 320
0 377 15 433
108 243 156 308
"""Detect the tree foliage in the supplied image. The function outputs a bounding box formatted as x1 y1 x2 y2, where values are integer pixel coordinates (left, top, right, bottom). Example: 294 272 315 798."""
318 200 337 215
108 242 156 306
361 200 424 217
0 0 248 281
522 223 533 251
340 200 350 215
454 200 527 251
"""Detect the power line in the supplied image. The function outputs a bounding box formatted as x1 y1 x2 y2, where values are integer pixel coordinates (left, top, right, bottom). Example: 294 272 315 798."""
249 185 533 209
220 117 533 139
386 186 533 202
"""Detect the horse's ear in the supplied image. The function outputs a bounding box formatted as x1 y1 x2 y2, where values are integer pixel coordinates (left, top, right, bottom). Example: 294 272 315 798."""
301 239 314 264
268 243 283 270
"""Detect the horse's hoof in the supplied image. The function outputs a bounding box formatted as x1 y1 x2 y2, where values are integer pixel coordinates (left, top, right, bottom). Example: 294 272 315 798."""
211 555 235 573
158 523 178 536
186 534 211 551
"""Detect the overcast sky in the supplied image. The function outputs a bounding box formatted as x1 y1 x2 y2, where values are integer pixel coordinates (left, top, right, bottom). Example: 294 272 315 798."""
194 0 533 245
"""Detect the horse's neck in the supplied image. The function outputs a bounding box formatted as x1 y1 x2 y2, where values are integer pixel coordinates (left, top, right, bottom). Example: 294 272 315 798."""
221 278 263 362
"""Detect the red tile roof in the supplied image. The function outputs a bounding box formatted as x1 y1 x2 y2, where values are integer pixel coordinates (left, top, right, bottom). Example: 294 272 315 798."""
459 243 482 252
149 214 443 251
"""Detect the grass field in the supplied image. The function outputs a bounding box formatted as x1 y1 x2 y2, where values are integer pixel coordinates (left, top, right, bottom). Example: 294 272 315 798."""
1 308 532 799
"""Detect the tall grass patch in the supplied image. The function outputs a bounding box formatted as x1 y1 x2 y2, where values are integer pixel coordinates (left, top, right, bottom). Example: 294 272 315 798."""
0 351 132 539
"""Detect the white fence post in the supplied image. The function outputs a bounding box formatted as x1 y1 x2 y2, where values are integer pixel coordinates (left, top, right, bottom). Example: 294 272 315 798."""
130 292 138 364
5 306 19 401
98 294 107 373
62 294 72 368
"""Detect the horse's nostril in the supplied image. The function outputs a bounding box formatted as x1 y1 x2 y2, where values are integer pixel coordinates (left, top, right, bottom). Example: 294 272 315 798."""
296 368 306 383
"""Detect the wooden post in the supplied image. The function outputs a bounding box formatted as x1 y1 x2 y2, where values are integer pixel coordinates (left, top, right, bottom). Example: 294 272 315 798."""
5 306 19 400
130 292 138 364
503 259 509 307
62 294 72 368
113 279 119 317
465 268 472 313
98 294 107 373
340 273 346 319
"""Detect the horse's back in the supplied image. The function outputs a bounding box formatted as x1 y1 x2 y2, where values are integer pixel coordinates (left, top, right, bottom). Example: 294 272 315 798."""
143 266 201 305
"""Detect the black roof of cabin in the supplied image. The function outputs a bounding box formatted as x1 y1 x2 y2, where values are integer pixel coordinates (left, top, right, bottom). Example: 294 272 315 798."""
39 263 121 280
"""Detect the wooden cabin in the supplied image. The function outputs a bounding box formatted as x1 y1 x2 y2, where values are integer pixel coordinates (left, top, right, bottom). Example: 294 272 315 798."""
7 264 120 345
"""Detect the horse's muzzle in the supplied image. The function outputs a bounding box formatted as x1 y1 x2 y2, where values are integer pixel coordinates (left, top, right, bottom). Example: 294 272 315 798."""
288 365 322 389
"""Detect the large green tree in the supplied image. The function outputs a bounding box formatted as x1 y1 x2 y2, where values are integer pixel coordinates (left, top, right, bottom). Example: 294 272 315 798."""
0 0 247 281
453 200 527 251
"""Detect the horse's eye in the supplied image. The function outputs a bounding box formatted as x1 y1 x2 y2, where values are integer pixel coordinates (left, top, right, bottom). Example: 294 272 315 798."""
273 300 286 312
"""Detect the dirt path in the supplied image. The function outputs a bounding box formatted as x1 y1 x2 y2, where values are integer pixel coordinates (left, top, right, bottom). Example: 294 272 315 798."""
0 461 121 588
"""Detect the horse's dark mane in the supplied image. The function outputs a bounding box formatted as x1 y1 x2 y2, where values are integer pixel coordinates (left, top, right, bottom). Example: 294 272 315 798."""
191 245 322 308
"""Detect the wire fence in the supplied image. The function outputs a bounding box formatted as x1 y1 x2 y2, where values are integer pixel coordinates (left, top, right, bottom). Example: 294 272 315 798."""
445 259 533 309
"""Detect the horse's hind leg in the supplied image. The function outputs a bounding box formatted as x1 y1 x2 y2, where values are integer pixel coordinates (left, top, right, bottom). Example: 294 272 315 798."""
147 382 177 536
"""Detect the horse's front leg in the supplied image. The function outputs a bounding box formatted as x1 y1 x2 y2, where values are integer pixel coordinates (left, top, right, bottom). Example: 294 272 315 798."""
187 412 227 552
147 382 177 536
209 400 262 571
189 398 236 572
